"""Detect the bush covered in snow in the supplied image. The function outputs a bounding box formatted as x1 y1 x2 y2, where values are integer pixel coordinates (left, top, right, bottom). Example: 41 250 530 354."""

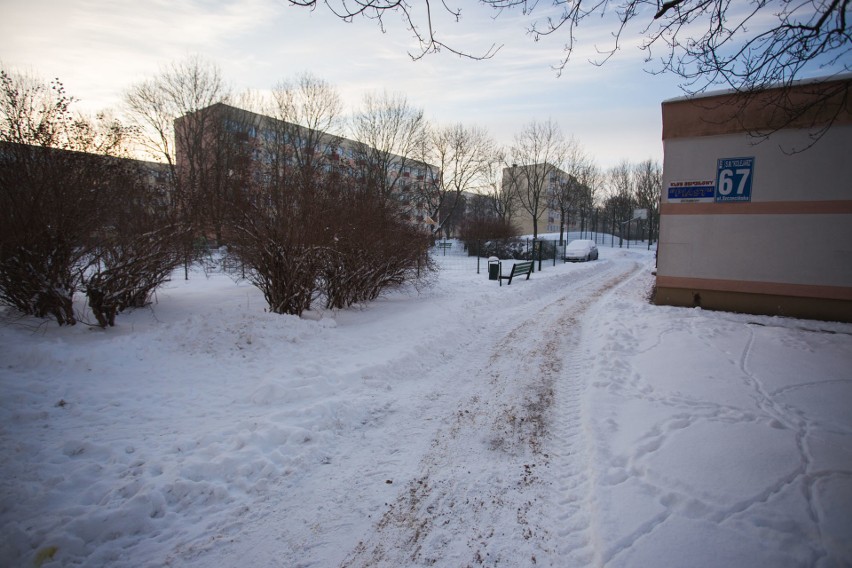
0 69 188 327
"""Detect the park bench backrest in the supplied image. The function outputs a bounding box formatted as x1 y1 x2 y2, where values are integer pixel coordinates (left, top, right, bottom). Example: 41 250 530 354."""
500 260 534 286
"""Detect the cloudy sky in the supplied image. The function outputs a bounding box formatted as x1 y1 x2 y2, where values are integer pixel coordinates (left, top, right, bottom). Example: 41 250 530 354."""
0 0 803 169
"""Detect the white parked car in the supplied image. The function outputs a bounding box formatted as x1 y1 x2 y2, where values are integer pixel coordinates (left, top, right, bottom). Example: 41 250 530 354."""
564 239 599 262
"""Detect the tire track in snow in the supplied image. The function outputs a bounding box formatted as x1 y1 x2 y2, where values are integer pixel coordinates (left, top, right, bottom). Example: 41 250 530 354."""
340 259 643 567
546 259 647 567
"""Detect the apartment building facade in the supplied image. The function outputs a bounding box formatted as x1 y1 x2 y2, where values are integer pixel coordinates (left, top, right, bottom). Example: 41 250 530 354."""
173 103 439 234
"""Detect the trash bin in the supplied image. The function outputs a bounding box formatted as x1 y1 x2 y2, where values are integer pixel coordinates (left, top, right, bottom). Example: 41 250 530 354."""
487 257 500 281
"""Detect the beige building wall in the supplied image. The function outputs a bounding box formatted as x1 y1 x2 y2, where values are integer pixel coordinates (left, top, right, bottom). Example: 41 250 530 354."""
656 77 852 322
502 163 567 237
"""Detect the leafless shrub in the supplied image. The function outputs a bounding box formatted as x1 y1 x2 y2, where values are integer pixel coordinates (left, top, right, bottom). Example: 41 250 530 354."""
214 81 434 317
239 237 323 316
459 216 519 242
224 169 326 316
226 169 432 316
320 183 432 310
1 67 190 328
85 223 189 327
323 222 432 310
0 140 127 325
458 217 520 258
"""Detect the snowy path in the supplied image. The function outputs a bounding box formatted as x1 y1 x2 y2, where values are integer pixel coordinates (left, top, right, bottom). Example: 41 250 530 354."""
170 257 642 568
331 259 642 566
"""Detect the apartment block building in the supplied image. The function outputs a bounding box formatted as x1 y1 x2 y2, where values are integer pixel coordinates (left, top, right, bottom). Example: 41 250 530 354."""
173 103 439 233
0 140 170 207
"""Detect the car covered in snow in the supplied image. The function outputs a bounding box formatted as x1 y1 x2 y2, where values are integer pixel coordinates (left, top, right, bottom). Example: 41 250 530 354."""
564 239 599 262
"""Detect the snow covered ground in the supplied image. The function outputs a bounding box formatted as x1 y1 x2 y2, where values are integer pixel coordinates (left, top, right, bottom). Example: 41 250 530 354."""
1 244 851 567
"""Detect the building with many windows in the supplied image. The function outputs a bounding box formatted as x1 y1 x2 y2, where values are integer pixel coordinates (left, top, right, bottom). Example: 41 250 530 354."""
173 103 440 234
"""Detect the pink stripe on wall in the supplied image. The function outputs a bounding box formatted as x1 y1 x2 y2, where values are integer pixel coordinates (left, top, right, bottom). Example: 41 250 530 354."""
661 200 852 215
656 275 852 301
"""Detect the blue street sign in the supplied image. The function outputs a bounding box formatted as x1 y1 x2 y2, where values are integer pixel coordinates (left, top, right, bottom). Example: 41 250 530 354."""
668 184 714 201
716 157 754 202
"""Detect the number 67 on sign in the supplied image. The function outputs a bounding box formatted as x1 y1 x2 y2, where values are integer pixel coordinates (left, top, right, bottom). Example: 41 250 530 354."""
716 157 755 202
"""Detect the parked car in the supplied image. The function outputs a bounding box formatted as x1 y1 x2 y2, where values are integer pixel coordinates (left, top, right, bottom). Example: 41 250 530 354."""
564 239 599 262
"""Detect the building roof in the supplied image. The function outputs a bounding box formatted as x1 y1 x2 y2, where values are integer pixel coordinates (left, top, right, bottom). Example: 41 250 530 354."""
661 74 852 140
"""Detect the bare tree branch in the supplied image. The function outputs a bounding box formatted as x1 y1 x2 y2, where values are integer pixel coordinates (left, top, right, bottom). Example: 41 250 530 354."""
287 0 501 61
287 0 851 144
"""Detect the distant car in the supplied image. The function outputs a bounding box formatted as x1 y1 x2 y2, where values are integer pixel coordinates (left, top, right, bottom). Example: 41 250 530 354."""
564 239 599 262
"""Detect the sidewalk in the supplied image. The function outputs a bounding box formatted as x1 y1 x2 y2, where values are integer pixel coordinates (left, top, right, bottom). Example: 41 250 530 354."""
583 269 852 567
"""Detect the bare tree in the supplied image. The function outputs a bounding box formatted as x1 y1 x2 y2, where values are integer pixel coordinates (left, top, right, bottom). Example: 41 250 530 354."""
350 91 427 201
605 160 636 242
574 160 601 237
223 74 346 316
124 55 231 244
419 122 495 237
463 192 496 225
285 0 501 62
214 100 324 316
270 72 345 190
220 76 434 316
551 175 578 244
507 119 568 239
548 138 589 244
323 92 435 308
453 146 521 246
633 158 662 244
486 147 518 224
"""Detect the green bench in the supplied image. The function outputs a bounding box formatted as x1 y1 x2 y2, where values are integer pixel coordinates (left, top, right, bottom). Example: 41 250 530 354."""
499 260 534 286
